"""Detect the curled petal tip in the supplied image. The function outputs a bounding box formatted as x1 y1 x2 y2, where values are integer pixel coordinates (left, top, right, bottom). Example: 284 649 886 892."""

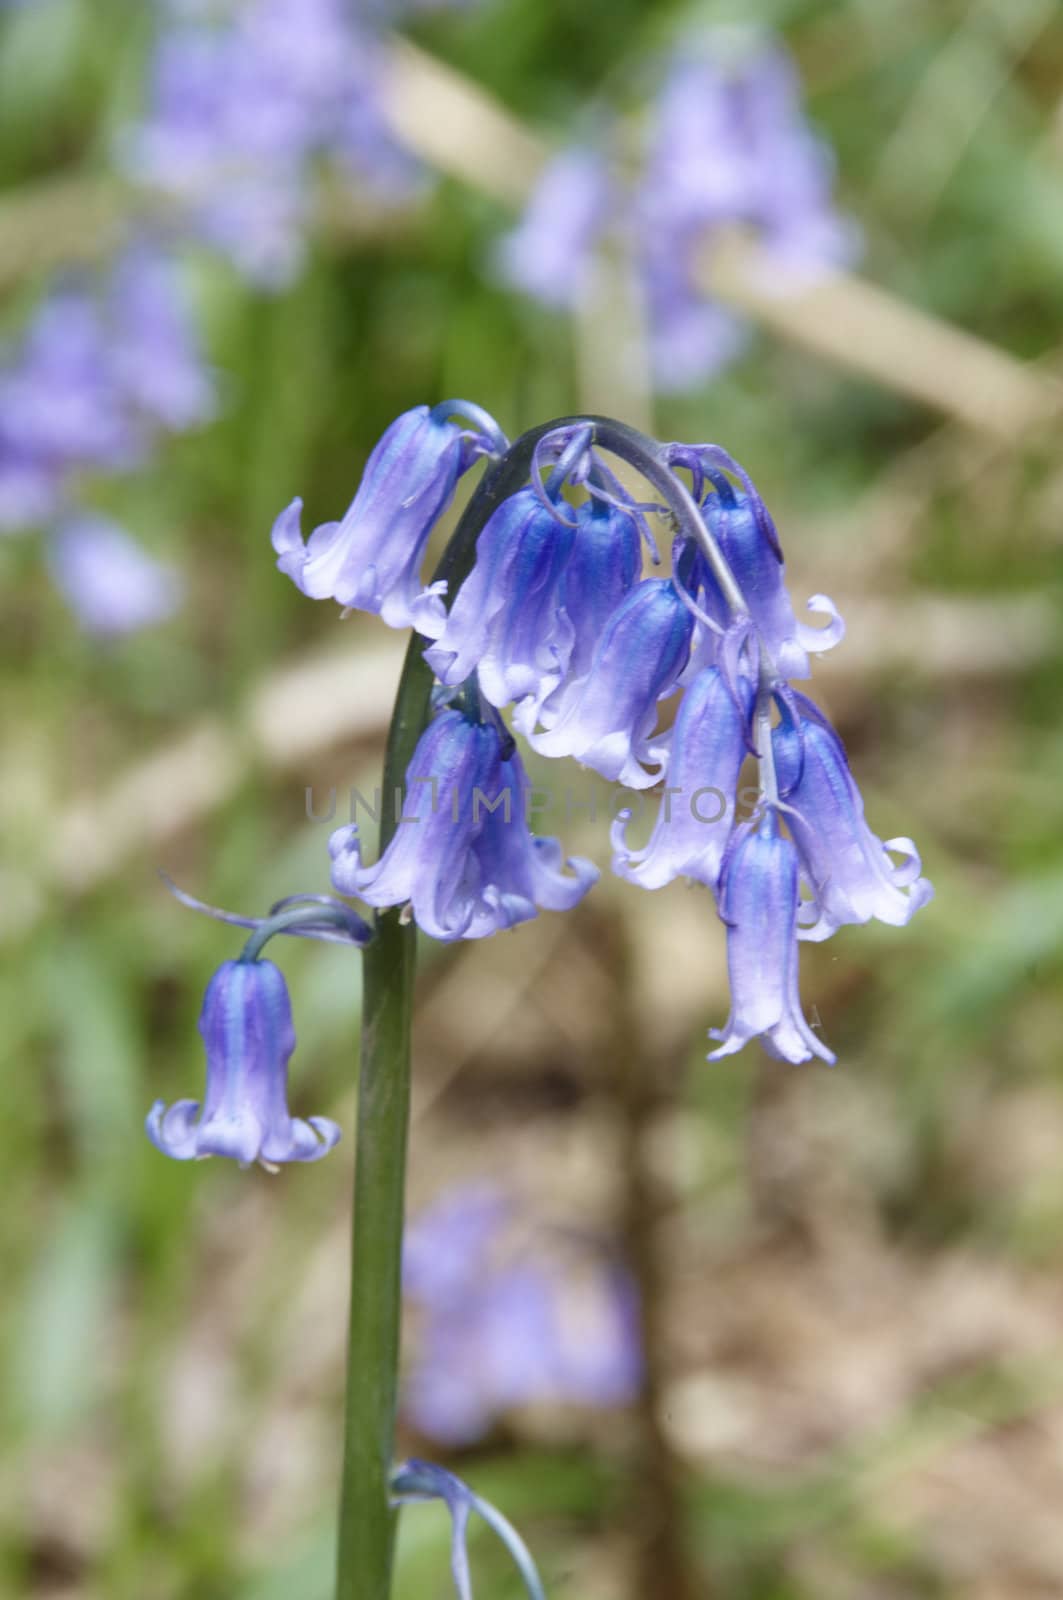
271 498 308 588
328 824 365 897
796 592 846 654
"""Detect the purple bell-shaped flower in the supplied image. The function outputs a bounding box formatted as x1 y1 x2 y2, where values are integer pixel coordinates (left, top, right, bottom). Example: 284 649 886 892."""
147 958 341 1168
611 665 754 889
773 690 933 940
420 486 577 715
709 808 834 1064
329 703 596 942
528 577 693 790
271 402 504 630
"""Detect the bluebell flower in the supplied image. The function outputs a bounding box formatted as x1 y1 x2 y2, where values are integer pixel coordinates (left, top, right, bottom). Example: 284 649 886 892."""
773 690 933 939
147 957 341 1168
493 147 613 311
0 288 139 511
48 516 183 637
709 808 835 1064
529 577 693 790
611 666 754 889
108 245 216 434
272 404 503 631
0 245 214 535
124 0 418 287
674 460 844 681
421 486 577 712
403 1182 640 1447
328 704 596 941
391 1459 547 1600
464 748 599 935
638 34 858 391
516 491 642 734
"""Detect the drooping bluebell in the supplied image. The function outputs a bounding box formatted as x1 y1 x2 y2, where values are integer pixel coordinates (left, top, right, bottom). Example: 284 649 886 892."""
516 489 643 734
421 484 577 713
709 808 835 1065
773 689 933 939
611 665 754 889
272 403 505 631
528 577 693 789
147 957 341 1168
328 702 596 942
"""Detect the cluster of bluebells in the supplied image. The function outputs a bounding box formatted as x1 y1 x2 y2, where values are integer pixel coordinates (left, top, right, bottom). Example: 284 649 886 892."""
0 240 214 634
122 0 455 289
496 28 858 391
146 395 931 1155
271 399 932 1068
403 1182 640 1445
150 399 931 1595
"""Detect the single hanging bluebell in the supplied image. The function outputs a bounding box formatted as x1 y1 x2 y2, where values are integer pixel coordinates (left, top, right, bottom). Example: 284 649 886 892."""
518 489 643 734
529 577 693 790
271 402 506 630
611 665 754 889
672 445 844 681
772 689 933 939
147 957 342 1168
421 483 577 713
709 808 835 1065
328 701 596 941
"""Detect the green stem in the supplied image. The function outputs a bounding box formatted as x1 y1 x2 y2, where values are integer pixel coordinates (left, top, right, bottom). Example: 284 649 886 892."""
334 422 557 1600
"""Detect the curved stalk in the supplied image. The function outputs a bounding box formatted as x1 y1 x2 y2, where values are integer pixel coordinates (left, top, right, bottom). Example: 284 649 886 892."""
335 421 558 1600
334 411 749 1599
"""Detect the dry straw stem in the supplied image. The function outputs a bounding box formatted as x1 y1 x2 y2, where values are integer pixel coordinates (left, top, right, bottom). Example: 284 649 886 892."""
0 588 1048 942
383 39 1062 443
0 37 1057 438
698 229 1061 443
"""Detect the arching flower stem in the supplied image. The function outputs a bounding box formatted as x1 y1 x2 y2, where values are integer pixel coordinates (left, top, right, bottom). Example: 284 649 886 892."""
336 420 559 1600
336 412 749 1600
